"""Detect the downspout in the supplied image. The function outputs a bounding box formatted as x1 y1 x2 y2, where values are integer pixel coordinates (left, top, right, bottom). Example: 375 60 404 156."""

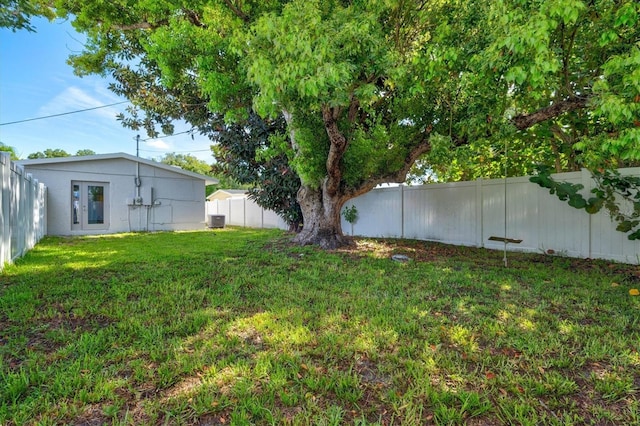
135 135 141 201
135 161 141 200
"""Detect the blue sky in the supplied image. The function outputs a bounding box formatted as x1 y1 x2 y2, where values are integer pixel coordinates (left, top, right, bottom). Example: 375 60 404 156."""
0 17 214 162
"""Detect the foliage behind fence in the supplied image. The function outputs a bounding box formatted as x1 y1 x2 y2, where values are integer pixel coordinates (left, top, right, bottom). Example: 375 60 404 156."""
0 152 47 270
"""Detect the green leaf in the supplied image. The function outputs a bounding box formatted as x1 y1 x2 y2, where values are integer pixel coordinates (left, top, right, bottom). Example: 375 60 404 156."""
616 220 640 233
585 197 604 214
568 194 587 209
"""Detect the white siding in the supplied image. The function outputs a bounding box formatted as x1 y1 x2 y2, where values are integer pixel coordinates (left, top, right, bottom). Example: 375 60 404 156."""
21 157 207 235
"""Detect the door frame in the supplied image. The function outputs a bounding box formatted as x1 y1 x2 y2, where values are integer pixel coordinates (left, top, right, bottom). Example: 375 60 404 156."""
71 181 110 231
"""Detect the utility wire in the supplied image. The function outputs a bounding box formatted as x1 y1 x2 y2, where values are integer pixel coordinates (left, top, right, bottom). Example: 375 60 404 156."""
0 101 130 126
138 129 197 142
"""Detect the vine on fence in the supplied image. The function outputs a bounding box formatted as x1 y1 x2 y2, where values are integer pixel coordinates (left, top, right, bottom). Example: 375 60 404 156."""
530 166 640 240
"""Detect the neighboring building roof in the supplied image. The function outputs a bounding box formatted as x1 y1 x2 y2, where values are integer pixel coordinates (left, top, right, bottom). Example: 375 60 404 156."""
17 152 218 185
207 189 249 201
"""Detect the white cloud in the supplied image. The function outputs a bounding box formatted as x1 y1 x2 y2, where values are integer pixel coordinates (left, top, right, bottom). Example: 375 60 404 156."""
39 85 125 122
145 138 171 150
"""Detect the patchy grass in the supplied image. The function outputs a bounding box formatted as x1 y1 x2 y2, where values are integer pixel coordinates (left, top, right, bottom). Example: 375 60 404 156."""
1 228 639 425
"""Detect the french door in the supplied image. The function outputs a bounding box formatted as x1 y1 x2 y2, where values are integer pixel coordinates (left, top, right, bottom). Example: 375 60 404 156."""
72 181 109 231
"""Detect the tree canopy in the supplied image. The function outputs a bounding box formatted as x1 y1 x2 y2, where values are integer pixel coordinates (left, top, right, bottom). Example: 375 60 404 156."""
26 148 96 159
75 149 97 157
158 152 212 177
212 112 303 230
0 0 53 32
0 142 19 160
35 0 640 247
410 0 640 183
27 148 70 159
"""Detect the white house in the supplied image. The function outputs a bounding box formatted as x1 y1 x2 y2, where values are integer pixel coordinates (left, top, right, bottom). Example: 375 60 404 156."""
17 153 217 235
206 189 248 202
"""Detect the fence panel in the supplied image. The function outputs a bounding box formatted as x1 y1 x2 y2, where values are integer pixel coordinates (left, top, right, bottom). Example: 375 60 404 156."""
405 181 479 245
0 152 47 270
205 198 288 230
588 168 640 264
227 198 246 226
262 207 288 229
483 176 542 253
344 186 403 238
533 171 590 258
245 200 263 228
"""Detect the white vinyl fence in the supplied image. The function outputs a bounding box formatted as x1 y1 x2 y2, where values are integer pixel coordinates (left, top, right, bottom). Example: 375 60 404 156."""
344 168 639 265
207 168 639 265
0 152 47 270
206 197 288 230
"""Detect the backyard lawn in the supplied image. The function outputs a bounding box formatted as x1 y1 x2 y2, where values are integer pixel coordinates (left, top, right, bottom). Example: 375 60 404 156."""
1 228 639 425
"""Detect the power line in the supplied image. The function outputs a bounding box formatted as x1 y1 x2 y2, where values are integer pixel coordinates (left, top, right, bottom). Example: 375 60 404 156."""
0 101 130 126
138 129 197 142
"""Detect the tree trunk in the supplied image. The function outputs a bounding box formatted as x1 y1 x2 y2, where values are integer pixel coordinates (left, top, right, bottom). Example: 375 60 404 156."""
292 183 352 249
286 104 431 249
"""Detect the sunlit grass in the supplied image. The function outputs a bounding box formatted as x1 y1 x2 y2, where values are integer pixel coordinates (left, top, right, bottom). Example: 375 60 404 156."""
0 228 638 425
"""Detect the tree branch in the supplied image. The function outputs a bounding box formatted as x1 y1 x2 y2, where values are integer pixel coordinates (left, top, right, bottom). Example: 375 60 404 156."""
222 0 250 22
183 9 205 28
345 134 433 199
322 106 348 196
111 22 157 31
110 8 204 31
512 96 588 130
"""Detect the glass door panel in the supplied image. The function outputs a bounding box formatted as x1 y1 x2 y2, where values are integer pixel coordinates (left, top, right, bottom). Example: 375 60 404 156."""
87 185 104 225
72 184 80 226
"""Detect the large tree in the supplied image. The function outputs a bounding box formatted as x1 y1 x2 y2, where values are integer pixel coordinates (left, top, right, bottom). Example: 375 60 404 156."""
212 111 303 231
48 0 638 248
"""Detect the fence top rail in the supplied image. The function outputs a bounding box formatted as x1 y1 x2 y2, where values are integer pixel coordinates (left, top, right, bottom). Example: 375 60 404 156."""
10 162 24 175
402 181 478 191
389 167 640 192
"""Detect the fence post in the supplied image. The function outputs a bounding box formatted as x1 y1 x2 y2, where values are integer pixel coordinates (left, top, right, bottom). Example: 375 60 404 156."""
400 184 405 239
25 174 32 251
0 153 7 268
581 168 594 259
476 177 484 247
17 164 26 259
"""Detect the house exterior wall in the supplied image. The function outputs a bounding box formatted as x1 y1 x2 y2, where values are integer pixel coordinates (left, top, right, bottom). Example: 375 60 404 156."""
22 158 207 235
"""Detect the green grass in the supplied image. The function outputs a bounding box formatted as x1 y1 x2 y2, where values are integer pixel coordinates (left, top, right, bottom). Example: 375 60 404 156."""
1 228 639 425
